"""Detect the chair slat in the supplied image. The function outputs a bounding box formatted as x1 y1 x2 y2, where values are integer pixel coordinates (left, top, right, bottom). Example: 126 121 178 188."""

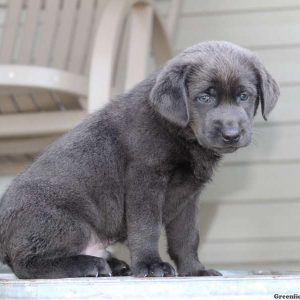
113 20 129 97
166 0 182 45
0 136 60 156
0 0 24 63
0 111 86 137
0 95 16 113
51 0 77 70
18 0 42 64
13 94 36 112
67 0 94 74
34 0 60 66
152 13 172 65
125 3 153 90
83 0 107 75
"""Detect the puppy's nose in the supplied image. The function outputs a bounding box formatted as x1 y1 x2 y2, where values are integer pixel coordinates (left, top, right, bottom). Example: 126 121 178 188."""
221 128 241 144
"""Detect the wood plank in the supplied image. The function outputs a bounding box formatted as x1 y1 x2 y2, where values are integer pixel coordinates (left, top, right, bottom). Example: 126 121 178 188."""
166 0 182 44
223 124 300 163
113 19 129 97
0 0 23 63
67 0 94 74
175 10 300 50
32 91 58 111
152 12 172 66
202 163 300 202
258 85 300 124
83 0 107 75
34 0 60 66
183 0 300 14
198 239 300 265
18 0 41 64
198 202 300 241
12 94 36 112
0 160 29 176
51 0 77 70
125 3 153 90
0 95 16 113
57 92 81 110
156 0 300 16
255 47 300 85
158 234 300 265
0 110 86 137
0 135 59 156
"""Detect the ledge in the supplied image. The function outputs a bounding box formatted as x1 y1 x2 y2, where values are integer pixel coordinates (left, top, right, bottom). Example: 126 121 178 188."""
1 271 300 299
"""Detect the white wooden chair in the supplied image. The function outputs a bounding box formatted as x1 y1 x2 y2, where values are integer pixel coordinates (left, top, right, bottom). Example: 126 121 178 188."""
0 0 173 144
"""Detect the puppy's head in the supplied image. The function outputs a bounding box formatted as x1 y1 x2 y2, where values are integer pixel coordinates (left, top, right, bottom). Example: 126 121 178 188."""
150 41 280 154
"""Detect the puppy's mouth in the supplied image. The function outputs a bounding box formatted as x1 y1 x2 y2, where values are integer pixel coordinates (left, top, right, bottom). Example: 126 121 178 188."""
192 128 251 155
195 138 240 154
196 137 249 154
211 146 239 154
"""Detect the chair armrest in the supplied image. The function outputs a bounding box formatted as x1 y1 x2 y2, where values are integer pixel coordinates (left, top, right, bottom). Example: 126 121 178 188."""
88 0 172 113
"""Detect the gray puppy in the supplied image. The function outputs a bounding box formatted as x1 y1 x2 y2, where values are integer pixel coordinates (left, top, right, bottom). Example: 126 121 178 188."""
0 41 279 279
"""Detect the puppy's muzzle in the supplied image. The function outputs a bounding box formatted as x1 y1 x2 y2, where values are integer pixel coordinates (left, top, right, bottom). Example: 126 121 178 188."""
221 127 241 144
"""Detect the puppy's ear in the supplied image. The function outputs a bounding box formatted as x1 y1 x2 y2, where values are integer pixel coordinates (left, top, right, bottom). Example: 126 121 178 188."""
253 58 280 120
150 65 190 127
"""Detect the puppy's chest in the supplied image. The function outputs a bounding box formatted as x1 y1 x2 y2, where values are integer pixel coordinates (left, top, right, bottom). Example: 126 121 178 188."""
168 158 212 193
165 146 220 199
163 149 219 223
171 146 218 184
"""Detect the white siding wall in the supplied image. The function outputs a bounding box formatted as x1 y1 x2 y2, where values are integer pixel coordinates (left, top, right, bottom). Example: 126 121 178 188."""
155 0 300 271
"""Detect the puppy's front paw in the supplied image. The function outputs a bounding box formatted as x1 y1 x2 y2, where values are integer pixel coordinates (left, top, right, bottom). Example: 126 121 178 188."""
133 262 176 277
179 268 222 277
196 269 222 276
107 257 132 276
83 257 112 277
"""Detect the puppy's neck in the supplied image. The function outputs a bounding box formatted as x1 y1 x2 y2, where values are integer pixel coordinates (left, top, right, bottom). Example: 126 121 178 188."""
155 114 222 174
150 105 222 166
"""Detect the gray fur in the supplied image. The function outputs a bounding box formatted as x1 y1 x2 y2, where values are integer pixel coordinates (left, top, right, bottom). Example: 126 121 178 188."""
0 41 279 278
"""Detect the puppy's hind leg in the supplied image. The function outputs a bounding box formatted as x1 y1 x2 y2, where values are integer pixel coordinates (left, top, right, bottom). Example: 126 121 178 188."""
81 235 131 276
13 255 112 279
8 208 112 279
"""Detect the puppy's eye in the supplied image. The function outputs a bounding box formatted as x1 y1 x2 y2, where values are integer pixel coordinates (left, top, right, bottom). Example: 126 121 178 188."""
196 94 212 104
238 92 249 101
